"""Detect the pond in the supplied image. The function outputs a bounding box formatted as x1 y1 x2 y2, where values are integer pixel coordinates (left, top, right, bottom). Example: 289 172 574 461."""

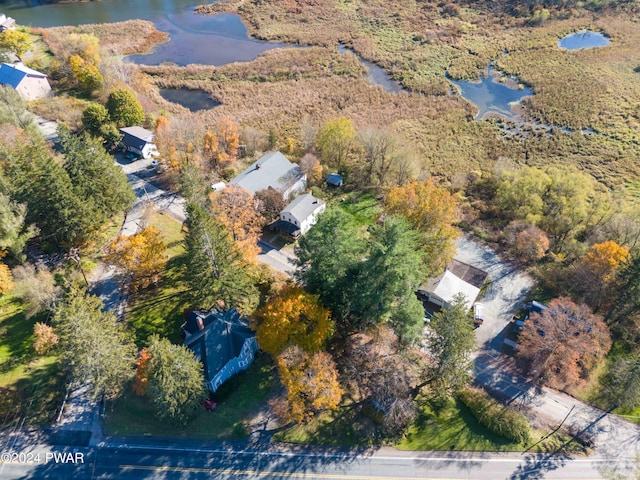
159 88 221 111
449 65 533 120
558 30 610 50
337 45 404 94
3 1 289 66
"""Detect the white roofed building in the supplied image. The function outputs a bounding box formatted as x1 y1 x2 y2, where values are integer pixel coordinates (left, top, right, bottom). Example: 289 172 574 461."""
418 259 488 310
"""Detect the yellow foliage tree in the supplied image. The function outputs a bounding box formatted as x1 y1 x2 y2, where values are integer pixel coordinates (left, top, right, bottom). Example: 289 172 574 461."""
583 240 630 283
132 348 151 396
276 346 343 423
256 286 333 355
209 185 262 263
105 226 168 292
216 118 239 166
385 179 459 274
0 262 13 296
33 322 59 355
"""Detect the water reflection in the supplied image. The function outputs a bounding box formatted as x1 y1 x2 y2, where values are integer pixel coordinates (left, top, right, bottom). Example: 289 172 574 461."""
337 45 404 94
449 65 533 120
558 30 610 50
159 87 220 111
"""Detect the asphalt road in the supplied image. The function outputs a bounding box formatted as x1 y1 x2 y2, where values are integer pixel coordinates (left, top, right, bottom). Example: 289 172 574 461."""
0 442 622 480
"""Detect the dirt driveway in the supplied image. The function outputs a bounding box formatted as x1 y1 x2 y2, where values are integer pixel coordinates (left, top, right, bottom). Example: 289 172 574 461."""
454 235 534 350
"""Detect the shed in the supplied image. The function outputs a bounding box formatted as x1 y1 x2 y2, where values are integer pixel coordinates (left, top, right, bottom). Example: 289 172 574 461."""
418 258 488 310
327 173 343 187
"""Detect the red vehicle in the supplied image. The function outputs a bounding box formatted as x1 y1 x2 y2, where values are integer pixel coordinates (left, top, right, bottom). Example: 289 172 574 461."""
202 399 217 411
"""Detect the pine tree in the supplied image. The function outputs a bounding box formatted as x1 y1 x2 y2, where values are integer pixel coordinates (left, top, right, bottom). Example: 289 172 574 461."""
183 202 259 313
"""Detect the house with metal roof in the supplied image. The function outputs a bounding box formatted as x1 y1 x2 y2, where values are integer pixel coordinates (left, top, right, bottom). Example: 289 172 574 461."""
418 258 488 310
182 308 258 393
273 192 326 237
230 151 306 201
118 126 158 159
0 63 51 101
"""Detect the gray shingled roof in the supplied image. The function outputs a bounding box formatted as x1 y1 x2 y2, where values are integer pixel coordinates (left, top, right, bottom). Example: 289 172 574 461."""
119 126 154 150
281 193 325 224
230 151 303 195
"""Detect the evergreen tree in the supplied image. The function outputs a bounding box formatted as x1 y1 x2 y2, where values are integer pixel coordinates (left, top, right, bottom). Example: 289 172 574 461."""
183 202 259 313
426 294 476 397
59 127 134 219
146 335 206 425
53 287 136 398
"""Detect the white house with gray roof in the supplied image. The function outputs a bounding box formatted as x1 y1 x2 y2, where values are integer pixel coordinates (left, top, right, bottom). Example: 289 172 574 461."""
0 63 51 101
0 14 16 32
119 126 158 159
230 151 306 201
277 192 326 237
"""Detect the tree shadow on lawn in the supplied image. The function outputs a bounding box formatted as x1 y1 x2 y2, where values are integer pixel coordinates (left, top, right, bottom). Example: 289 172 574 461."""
0 300 47 376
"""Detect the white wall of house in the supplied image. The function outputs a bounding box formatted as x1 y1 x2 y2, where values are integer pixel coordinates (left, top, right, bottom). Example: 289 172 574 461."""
282 175 307 201
279 202 326 236
16 77 51 101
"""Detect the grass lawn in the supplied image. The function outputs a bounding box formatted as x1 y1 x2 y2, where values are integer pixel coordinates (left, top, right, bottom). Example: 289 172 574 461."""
104 353 275 439
273 400 376 448
398 398 581 453
336 192 381 226
126 212 189 347
0 295 65 426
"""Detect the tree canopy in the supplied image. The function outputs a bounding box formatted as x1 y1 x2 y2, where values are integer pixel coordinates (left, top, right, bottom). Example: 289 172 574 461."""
255 286 333 356
184 202 259 313
518 297 611 389
53 288 137 398
146 335 206 425
106 88 144 127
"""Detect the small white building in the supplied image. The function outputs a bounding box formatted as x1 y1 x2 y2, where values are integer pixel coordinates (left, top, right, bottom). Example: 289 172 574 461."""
119 126 158 159
0 14 16 32
0 63 51 101
276 192 326 237
418 259 487 310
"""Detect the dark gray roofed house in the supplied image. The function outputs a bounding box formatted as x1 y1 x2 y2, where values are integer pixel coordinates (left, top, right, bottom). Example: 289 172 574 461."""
119 126 159 159
182 308 259 393
0 63 51 101
230 151 306 201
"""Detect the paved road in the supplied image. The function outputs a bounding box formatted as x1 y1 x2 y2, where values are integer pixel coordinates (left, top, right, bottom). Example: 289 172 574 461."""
258 240 296 276
0 439 626 480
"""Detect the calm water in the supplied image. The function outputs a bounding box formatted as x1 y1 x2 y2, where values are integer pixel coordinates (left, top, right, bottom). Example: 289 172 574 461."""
450 65 533 120
159 87 220 111
337 45 404 94
1 0 287 66
558 30 610 50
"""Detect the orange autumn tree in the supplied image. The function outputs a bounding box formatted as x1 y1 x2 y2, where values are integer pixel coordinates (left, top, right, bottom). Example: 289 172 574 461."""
216 117 239 166
105 226 168 292
0 262 13 296
574 240 630 311
385 179 459 275
209 185 262 263
517 297 611 390
276 346 343 423
255 286 334 356
132 348 151 396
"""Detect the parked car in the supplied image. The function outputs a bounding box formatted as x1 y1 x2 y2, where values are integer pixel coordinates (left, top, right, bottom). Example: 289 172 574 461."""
473 302 484 326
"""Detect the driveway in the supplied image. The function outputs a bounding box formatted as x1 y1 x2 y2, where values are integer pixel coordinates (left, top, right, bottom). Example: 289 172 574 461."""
454 235 534 350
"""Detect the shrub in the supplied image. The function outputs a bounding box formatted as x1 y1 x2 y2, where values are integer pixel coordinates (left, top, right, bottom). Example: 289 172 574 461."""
458 387 531 444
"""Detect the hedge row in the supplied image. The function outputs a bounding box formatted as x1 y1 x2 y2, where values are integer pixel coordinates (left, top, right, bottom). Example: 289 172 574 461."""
458 387 531 444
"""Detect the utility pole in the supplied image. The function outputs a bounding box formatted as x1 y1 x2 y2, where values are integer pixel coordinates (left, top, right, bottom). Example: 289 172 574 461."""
68 247 89 287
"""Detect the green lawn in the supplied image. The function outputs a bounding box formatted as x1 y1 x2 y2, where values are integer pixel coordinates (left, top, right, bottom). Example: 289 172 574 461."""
336 192 381 226
0 295 65 425
276 396 581 452
104 353 275 439
126 212 189 347
398 398 580 453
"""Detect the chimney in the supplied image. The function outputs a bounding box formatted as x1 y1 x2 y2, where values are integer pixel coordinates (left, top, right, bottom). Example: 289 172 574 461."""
255 163 261 170
196 316 205 331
